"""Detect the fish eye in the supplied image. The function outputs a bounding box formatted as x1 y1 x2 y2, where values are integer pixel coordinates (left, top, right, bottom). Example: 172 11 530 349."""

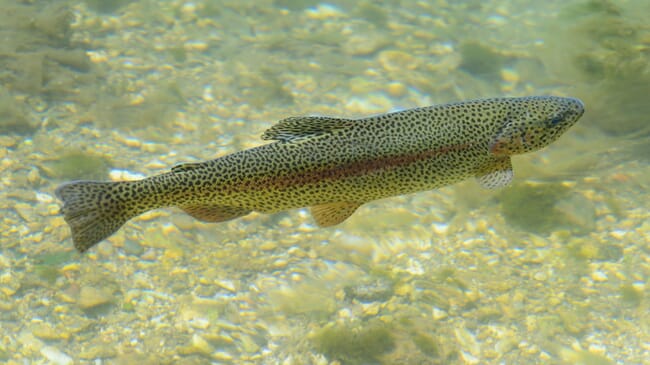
549 114 564 126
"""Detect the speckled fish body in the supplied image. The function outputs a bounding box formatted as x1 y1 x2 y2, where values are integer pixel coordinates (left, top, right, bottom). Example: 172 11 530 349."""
56 96 584 252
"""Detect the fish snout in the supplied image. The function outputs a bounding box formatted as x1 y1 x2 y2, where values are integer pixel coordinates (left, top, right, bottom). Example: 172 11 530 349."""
567 97 585 113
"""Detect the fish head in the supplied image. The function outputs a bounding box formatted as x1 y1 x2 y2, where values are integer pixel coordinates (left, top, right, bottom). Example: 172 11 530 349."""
490 96 584 156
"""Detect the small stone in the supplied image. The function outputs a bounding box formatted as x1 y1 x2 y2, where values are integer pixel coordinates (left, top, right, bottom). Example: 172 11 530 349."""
123 240 144 256
378 50 419 72
533 271 548 281
259 241 277 251
344 277 394 302
32 323 70 340
173 215 196 230
272 259 288 269
455 327 480 357
343 34 386 56
361 303 380 316
78 345 118 359
27 168 41 185
238 333 260 353
306 4 343 20
385 82 407 98
215 279 237 292
13 203 33 222
432 307 448 320
192 334 214 355
500 68 520 83
591 270 608 282
213 351 234 361
77 286 113 309
40 346 73 365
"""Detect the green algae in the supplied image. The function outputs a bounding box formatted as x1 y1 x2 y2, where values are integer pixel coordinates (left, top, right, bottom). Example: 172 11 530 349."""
459 41 506 81
0 89 36 135
34 251 75 266
619 284 643 307
167 45 188 63
497 182 570 234
353 2 389 27
30 251 75 285
267 282 337 320
84 0 134 14
312 320 395 364
344 277 394 302
560 0 621 20
565 239 623 262
274 0 320 11
95 79 187 131
33 265 61 285
49 151 111 180
558 309 589 336
245 69 294 109
412 332 440 357
567 350 614 365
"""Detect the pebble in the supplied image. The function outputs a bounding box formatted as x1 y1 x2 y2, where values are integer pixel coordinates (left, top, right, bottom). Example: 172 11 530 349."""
306 4 343 20
343 34 386 56
344 278 394 302
77 286 113 309
32 323 70 340
385 81 407 97
533 271 548 281
179 334 214 357
78 345 118 359
377 50 419 72
172 215 195 230
213 351 234 361
455 327 480 357
215 279 237 292
191 334 214 356
432 307 448 320
40 346 73 365
238 333 261 353
259 241 278 251
591 270 608 282
13 203 33 222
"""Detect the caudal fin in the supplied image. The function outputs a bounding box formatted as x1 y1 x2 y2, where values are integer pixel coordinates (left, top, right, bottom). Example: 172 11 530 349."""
55 181 131 253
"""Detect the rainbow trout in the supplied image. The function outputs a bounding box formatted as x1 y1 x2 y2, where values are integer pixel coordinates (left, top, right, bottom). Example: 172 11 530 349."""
56 96 584 252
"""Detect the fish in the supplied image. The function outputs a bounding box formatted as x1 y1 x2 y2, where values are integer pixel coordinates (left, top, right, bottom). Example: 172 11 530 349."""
55 96 584 252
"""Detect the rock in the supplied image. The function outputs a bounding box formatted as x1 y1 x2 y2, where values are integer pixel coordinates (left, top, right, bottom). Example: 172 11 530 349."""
78 286 114 309
40 346 73 365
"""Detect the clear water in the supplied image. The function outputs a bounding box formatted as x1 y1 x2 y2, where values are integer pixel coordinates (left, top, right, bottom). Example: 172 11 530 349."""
1 0 648 364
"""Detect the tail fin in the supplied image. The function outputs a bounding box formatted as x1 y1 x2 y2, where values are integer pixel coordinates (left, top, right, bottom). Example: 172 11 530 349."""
55 181 132 253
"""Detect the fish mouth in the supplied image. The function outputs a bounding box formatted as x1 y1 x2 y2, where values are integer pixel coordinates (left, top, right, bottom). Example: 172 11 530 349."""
565 97 585 118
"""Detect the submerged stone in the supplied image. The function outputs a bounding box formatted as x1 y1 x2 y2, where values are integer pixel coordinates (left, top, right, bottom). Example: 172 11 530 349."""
312 320 395 364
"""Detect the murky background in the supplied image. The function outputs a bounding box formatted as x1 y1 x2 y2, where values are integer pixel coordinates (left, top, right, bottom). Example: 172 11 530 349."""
0 0 648 364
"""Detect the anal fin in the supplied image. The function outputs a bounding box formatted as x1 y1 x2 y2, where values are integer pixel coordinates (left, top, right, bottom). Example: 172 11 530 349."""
179 204 251 223
311 202 362 227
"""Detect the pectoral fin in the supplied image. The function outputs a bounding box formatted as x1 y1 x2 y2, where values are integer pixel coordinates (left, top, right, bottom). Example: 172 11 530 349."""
179 204 251 223
476 157 513 189
311 202 362 227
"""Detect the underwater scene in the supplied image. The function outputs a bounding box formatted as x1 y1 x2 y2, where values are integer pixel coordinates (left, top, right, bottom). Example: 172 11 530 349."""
0 0 648 364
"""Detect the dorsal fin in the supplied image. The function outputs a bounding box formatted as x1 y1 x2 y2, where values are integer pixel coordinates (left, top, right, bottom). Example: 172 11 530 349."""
171 162 202 173
261 116 354 142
